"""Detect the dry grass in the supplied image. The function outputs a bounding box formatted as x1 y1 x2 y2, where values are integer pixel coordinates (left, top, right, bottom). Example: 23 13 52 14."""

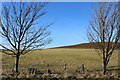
2 48 119 74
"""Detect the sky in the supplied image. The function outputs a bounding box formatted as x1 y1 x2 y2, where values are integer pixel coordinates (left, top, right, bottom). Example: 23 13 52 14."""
1 2 119 49
40 2 93 48
0 2 94 49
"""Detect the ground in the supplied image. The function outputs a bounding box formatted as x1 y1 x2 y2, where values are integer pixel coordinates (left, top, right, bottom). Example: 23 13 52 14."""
2 48 119 73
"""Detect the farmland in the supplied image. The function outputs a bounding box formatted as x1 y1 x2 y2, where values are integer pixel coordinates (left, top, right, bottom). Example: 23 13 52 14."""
2 48 119 73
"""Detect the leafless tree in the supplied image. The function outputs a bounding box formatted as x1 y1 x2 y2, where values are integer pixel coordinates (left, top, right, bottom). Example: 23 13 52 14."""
87 2 120 75
0 2 52 73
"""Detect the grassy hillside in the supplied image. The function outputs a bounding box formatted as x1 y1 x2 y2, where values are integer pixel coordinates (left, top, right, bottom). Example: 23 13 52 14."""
2 49 119 73
51 42 120 49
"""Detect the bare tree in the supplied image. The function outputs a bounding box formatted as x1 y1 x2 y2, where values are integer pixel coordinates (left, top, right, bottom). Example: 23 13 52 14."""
87 2 120 75
0 2 52 73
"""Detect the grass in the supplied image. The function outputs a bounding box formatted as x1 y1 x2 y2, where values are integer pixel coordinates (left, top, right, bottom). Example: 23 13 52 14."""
2 48 119 73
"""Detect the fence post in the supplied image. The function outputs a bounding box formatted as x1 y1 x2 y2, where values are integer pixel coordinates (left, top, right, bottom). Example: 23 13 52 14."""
33 68 37 74
64 63 67 73
81 64 84 74
46 64 51 73
12 64 15 72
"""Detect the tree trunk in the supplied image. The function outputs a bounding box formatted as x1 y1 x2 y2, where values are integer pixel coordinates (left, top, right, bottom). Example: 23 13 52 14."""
102 60 107 75
15 55 20 73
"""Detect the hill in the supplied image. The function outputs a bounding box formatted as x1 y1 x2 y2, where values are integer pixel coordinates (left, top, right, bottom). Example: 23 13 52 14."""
51 42 120 49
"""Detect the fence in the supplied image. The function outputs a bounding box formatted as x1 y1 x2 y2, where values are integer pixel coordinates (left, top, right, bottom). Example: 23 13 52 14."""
26 64 98 75
2 63 119 75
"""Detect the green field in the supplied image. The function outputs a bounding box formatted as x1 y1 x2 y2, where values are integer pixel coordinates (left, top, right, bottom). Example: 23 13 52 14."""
2 48 119 73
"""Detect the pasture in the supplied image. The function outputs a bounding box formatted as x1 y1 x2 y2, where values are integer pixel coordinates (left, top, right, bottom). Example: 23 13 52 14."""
2 48 119 73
